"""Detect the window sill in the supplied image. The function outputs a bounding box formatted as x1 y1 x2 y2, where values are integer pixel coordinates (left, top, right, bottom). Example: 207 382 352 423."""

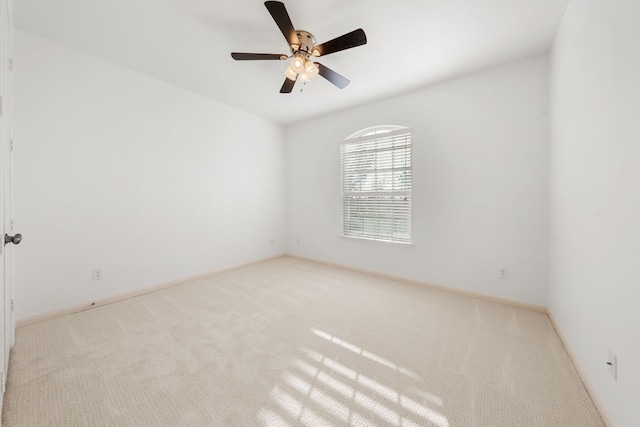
339 235 414 246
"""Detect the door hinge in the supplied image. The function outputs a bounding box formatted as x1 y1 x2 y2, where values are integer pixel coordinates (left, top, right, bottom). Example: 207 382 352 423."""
9 139 14 152
9 58 13 71
10 299 14 313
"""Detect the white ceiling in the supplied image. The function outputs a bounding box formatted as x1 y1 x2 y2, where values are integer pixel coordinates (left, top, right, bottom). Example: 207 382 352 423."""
15 0 568 125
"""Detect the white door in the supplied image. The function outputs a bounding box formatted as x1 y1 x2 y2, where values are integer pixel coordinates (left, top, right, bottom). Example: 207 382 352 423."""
2 0 13 363
0 0 15 410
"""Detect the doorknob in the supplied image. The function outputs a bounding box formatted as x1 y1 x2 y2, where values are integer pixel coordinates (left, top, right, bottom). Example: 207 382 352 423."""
4 233 22 245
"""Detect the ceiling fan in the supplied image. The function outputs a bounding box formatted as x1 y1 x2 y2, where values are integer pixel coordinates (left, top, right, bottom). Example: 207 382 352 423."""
231 1 367 93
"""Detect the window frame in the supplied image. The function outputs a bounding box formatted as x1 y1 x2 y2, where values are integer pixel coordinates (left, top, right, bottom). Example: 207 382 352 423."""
340 126 413 244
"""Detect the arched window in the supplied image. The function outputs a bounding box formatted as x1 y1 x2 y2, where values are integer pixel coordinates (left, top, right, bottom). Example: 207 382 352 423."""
340 125 412 243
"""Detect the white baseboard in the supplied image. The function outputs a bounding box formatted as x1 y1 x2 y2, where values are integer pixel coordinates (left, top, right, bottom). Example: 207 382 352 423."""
547 312 616 427
16 254 286 328
286 253 548 313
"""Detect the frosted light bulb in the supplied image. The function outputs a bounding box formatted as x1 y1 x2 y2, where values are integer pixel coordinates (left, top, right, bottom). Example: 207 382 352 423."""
304 61 319 78
291 57 305 73
284 65 297 81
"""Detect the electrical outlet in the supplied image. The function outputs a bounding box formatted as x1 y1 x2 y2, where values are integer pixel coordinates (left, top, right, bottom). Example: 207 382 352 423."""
270 238 274 246
607 351 617 381
92 269 103 281
499 267 509 280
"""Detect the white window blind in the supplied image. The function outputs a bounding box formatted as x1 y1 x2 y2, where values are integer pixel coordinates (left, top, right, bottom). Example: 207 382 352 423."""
340 127 412 244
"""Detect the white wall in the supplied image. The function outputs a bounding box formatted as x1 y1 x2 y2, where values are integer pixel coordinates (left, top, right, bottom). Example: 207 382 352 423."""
549 1 640 426
286 56 549 306
13 30 286 320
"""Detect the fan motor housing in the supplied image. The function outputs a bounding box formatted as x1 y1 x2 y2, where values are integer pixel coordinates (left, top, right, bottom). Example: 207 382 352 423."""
293 30 316 55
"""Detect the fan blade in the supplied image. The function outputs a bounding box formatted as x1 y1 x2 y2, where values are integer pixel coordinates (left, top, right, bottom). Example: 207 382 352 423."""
280 76 296 93
316 63 350 89
313 28 367 57
231 53 287 60
264 1 300 47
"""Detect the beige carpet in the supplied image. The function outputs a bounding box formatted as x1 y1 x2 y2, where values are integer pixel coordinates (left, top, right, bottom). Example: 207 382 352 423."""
3 257 604 426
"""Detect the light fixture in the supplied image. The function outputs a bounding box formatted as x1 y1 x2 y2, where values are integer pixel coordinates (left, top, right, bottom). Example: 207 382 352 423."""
299 73 311 83
284 56 320 83
290 56 305 73
284 66 297 81
304 61 319 78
